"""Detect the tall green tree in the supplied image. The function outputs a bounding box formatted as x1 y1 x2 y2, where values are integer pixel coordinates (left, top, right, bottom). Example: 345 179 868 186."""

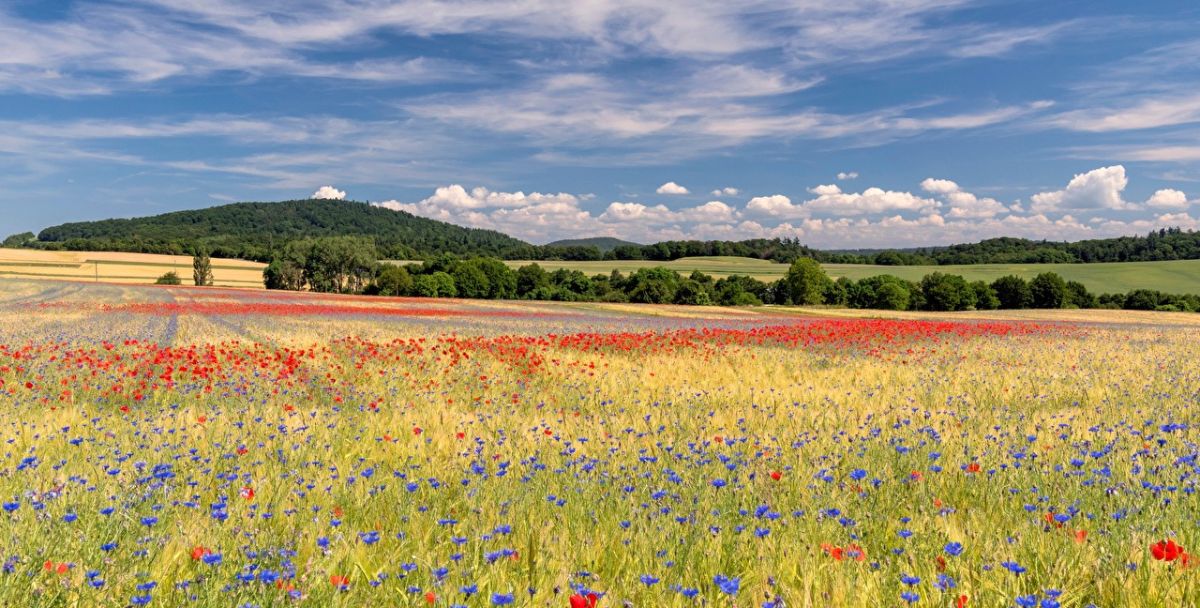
920 272 976 311
783 257 832 305
991 275 1032 309
1029 272 1067 308
192 248 213 286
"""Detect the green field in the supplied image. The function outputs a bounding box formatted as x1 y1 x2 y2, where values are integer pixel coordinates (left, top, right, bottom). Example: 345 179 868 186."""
500 256 1200 294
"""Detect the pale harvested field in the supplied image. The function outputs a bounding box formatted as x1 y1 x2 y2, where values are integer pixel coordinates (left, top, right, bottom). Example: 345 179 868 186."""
0 248 266 287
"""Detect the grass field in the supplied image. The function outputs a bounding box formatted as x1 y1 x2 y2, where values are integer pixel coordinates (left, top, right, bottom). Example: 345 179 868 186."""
0 248 266 287
1 277 1199 606
503 256 1200 293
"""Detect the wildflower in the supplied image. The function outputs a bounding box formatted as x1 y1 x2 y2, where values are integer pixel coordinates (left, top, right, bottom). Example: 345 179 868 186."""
569 593 600 608
714 574 740 595
945 542 964 556
639 574 659 586
492 592 514 605
769 471 782 481
1151 539 1184 561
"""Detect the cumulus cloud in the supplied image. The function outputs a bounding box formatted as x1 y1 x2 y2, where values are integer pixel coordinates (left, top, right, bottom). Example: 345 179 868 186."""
920 178 1006 218
1145 188 1189 209
1030 165 1131 212
802 185 938 216
744 194 797 217
311 185 346 200
836 171 858 180
656 181 690 195
711 187 739 196
919 178 959 195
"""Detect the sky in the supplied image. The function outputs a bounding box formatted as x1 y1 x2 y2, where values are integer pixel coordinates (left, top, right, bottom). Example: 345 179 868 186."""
2 1 1200 247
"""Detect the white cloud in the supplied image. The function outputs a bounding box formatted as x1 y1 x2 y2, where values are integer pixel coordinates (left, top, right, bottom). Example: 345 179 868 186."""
744 194 796 216
711 187 739 196
1030 165 1131 212
311 185 346 200
1146 189 1189 209
376 166 1195 248
919 178 960 195
656 181 690 195
920 178 1006 218
836 171 858 180
802 186 939 216
1052 94 1200 132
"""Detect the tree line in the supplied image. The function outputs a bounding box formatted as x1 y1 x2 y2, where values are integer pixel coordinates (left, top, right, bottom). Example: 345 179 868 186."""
254 238 1200 313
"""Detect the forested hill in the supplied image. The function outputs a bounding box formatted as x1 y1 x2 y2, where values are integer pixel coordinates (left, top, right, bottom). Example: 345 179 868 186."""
866 229 1200 265
545 237 641 251
35 200 532 261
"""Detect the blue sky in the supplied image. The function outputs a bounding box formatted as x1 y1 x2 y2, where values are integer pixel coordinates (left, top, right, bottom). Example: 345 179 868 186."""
2 0 1200 247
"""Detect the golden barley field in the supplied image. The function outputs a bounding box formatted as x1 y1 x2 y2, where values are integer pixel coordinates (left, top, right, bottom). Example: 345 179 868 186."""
0 277 1198 607
0 248 266 288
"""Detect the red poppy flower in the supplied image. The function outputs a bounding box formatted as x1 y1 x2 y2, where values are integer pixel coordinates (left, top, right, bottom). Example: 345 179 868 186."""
425 591 436 604
956 594 969 608
965 462 981 474
1152 539 1184 561
240 486 255 500
413 426 423 435
330 574 350 589
191 546 211 560
769 470 782 481
570 592 599 608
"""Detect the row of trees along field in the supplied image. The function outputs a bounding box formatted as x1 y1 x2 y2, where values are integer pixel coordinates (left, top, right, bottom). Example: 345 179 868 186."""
256 238 1200 312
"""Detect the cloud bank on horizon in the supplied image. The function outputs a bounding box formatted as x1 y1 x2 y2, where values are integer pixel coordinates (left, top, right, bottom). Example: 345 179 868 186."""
1 1 1198 248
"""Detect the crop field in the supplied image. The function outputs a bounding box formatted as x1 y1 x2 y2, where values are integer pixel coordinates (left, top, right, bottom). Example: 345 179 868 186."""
503 256 1200 293
0 248 266 288
1 277 1199 607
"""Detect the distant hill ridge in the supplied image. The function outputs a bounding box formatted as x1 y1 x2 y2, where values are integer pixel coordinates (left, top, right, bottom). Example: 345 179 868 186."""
545 237 642 251
36 199 533 262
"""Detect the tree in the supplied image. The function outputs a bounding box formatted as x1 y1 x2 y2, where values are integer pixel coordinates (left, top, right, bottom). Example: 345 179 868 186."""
673 280 713 305
970 281 1000 310
155 271 182 285
374 264 413 296
450 262 490 298
626 267 680 304
192 248 213 286
1 232 35 248
465 257 517 299
783 257 832 305
991 275 1032 309
1065 280 1097 309
412 272 457 298
920 272 975 311
874 281 912 311
516 264 550 298
1029 272 1067 308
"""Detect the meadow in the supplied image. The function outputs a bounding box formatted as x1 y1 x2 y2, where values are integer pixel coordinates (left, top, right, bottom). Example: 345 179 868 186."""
1 277 1199 607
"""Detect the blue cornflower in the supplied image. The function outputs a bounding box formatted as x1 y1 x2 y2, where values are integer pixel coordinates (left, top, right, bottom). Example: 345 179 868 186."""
491 592 514 605
714 574 740 595
640 574 659 586
944 542 964 556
